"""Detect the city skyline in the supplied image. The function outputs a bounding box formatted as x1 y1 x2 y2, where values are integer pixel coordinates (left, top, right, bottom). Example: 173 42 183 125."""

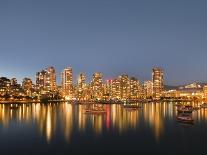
0 65 206 86
1 0 207 85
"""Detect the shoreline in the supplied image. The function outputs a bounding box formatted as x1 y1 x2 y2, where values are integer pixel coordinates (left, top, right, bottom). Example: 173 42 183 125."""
0 99 205 104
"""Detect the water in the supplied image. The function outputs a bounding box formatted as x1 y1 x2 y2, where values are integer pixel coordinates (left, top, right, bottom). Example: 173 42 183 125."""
0 102 207 154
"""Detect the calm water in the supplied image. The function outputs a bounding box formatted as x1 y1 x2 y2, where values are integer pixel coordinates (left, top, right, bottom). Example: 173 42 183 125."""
0 102 207 154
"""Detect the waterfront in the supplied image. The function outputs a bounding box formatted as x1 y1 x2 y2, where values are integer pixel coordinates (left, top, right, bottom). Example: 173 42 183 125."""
0 102 207 154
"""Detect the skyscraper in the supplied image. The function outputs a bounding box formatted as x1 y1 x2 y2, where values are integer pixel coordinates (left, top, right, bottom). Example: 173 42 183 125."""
129 77 142 100
36 67 56 93
144 81 153 99
112 78 120 99
119 75 130 100
152 68 164 99
22 78 33 95
91 72 103 99
112 75 130 100
61 67 73 99
76 73 86 100
104 79 113 99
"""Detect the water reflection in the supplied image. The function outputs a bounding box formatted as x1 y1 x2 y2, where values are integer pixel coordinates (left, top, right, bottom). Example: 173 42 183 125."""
0 102 207 143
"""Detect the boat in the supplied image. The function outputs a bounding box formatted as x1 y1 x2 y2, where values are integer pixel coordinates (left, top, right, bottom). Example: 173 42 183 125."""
84 104 106 115
85 109 106 114
177 105 193 113
177 114 194 124
123 104 142 111
200 103 207 108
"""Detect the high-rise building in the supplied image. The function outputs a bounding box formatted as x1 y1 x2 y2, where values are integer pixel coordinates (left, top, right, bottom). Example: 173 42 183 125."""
11 78 18 86
152 67 164 99
112 75 130 100
144 81 153 98
61 67 73 99
0 77 11 95
91 72 103 99
22 78 33 90
112 78 121 99
22 78 33 96
119 75 130 100
36 67 56 93
104 79 113 99
129 77 142 100
76 73 86 100
36 70 46 91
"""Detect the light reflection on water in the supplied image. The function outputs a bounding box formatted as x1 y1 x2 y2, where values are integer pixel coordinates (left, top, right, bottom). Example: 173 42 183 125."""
0 102 207 143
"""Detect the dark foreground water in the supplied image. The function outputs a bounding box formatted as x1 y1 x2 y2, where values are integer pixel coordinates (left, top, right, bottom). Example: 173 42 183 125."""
0 102 207 155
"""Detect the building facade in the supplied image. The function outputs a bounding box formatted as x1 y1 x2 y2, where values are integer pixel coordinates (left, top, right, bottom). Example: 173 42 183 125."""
61 67 73 99
36 67 56 94
152 68 164 99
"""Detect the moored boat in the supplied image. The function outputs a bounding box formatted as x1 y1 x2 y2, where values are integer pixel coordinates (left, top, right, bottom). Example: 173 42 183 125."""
85 109 106 114
177 114 194 124
123 105 142 111
84 104 106 115
177 105 193 113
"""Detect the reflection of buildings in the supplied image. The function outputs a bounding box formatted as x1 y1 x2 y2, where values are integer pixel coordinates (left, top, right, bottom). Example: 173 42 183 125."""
5 102 207 144
143 103 164 140
37 104 57 143
78 105 86 132
110 104 140 133
60 103 73 142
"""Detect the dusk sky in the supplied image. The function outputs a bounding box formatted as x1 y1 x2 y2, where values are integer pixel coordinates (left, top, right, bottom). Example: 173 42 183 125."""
0 0 207 85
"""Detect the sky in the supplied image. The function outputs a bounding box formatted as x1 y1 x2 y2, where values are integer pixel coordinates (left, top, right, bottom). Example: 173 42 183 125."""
0 0 207 85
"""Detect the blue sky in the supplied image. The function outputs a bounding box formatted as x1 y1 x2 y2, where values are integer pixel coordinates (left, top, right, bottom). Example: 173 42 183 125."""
0 0 207 85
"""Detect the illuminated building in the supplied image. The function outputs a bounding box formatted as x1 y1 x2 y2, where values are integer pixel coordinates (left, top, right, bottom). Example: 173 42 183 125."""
91 72 103 99
112 78 120 99
11 78 17 86
0 77 11 95
112 75 130 100
152 68 164 99
129 77 142 100
22 78 33 90
119 75 130 100
22 78 33 96
204 85 207 97
103 79 113 99
76 73 86 100
179 82 202 89
61 67 73 99
162 90 180 98
144 81 153 98
36 67 56 93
